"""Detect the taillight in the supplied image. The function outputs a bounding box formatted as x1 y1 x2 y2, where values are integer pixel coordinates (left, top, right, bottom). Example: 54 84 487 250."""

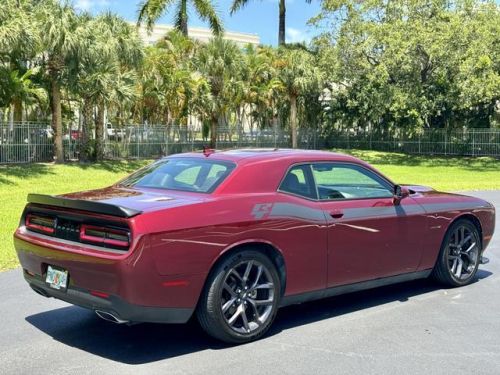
80 224 130 248
26 214 55 234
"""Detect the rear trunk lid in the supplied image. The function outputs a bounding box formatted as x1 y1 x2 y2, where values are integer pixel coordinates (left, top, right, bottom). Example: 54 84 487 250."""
58 186 206 214
21 186 206 254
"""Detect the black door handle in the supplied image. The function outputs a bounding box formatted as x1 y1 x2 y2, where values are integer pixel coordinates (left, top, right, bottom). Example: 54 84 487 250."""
330 210 344 219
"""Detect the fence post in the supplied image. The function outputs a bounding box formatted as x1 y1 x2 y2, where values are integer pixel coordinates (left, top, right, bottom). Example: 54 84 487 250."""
471 128 475 157
166 126 169 156
444 131 447 156
136 128 140 158
27 122 31 162
191 126 194 152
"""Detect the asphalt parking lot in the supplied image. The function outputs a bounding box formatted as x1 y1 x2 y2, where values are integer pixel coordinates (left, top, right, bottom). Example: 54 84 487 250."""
1 190 499 375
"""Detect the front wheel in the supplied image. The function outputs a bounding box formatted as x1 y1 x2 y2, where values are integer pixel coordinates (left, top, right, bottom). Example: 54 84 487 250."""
432 219 481 287
197 250 281 344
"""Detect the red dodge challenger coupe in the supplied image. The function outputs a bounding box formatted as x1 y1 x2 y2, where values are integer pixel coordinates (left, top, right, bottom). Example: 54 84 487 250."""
15 149 495 343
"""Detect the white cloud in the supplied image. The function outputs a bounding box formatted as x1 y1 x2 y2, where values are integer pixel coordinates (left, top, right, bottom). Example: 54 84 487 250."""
74 0 93 11
286 27 311 44
74 0 111 11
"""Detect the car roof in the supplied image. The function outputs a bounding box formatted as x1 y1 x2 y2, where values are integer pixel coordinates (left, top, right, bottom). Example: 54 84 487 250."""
168 148 361 165
165 148 394 194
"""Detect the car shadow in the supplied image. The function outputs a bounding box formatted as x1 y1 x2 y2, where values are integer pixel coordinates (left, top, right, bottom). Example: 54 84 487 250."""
25 269 492 365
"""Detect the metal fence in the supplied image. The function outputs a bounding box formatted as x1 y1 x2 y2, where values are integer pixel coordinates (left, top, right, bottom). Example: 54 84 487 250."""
0 122 53 163
325 128 500 157
1 122 499 164
0 123 320 163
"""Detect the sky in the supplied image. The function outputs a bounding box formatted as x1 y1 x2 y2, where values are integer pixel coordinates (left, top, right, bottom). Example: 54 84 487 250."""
73 0 323 46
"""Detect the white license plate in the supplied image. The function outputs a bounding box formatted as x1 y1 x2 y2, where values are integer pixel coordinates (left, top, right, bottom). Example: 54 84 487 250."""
46 266 68 290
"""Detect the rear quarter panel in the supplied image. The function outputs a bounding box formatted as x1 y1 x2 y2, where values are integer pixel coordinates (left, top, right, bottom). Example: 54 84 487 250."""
136 192 329 297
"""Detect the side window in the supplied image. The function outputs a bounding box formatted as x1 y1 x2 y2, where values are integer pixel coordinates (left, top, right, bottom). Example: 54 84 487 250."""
279 165 317 199
311 163 393 200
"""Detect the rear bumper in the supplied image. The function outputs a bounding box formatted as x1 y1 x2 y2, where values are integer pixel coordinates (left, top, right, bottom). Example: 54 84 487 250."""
14 229 207 314
25 271 193 324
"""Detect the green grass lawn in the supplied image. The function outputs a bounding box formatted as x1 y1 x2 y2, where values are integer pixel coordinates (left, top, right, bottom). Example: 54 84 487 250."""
336 149 500 191
0 160 150 271
0 150 499 271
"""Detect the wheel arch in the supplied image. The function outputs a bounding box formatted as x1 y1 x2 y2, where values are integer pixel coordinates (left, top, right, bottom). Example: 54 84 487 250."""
207 240 287 298
449 213 483 248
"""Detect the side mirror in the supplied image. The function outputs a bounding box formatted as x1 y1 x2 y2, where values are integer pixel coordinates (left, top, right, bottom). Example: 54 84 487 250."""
393 185 409 205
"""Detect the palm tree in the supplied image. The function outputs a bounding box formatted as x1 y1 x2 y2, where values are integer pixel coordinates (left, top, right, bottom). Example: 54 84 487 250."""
246 46 284 130
93 13 143 161
137 0 223 37
277 48 323 147
35 0 81 163
0 0 41 124
1 69 46 122
0 0 39 59
230 0 312 45
71 12 143 161
195 37 243 147
141 31 199 128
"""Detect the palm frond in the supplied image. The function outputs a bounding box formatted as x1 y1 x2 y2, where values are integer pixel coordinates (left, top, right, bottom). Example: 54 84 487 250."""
229 0 250 15
193 0 224 35
137 0 175 32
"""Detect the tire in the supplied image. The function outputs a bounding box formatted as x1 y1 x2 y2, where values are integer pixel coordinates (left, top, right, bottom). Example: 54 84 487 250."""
197 249 281 344
432 219 482 287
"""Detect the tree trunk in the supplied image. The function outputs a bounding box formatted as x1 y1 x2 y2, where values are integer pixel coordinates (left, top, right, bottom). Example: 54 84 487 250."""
279 0 286 46
50 79 64 163
290 94 298 148
95 102 105 161
81 99 93 162
180 0 188 36
13 98 23 123
12 99 24 147
209 114 217 148
8 105 14 130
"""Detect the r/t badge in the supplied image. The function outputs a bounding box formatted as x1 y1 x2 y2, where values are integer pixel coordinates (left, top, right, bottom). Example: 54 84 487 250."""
251 203 274 219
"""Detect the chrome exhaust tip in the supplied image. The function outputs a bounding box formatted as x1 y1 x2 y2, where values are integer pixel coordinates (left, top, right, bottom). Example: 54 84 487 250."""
95 310 129 324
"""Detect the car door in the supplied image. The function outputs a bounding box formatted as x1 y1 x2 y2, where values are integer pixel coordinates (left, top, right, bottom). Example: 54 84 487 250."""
310 162 427 287
277 163 329 294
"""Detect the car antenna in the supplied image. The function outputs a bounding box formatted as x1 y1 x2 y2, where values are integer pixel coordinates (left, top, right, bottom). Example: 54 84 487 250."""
202 146 215 157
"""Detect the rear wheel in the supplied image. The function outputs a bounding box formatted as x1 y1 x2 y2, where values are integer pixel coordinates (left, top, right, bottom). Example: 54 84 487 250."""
432 219 481 287
197 249 281 344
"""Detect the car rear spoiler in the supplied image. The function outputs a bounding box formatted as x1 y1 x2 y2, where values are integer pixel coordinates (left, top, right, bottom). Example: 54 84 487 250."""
27 194 142 218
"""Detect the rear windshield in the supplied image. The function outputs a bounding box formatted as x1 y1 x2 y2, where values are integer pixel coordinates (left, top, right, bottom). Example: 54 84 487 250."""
119 158 236 193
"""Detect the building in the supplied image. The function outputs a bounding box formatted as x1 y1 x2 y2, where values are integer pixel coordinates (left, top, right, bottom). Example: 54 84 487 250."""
136 24 260 47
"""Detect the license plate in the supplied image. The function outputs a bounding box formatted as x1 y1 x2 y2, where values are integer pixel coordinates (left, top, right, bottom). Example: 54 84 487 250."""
46 266 68 290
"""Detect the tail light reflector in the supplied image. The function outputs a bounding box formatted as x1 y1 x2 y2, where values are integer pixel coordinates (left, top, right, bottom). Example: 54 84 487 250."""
26 214 55 234
90 290 110 299
80 224 130 248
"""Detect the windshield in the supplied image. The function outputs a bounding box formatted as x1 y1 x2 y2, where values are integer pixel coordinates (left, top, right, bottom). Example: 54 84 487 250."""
119 158 236 193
